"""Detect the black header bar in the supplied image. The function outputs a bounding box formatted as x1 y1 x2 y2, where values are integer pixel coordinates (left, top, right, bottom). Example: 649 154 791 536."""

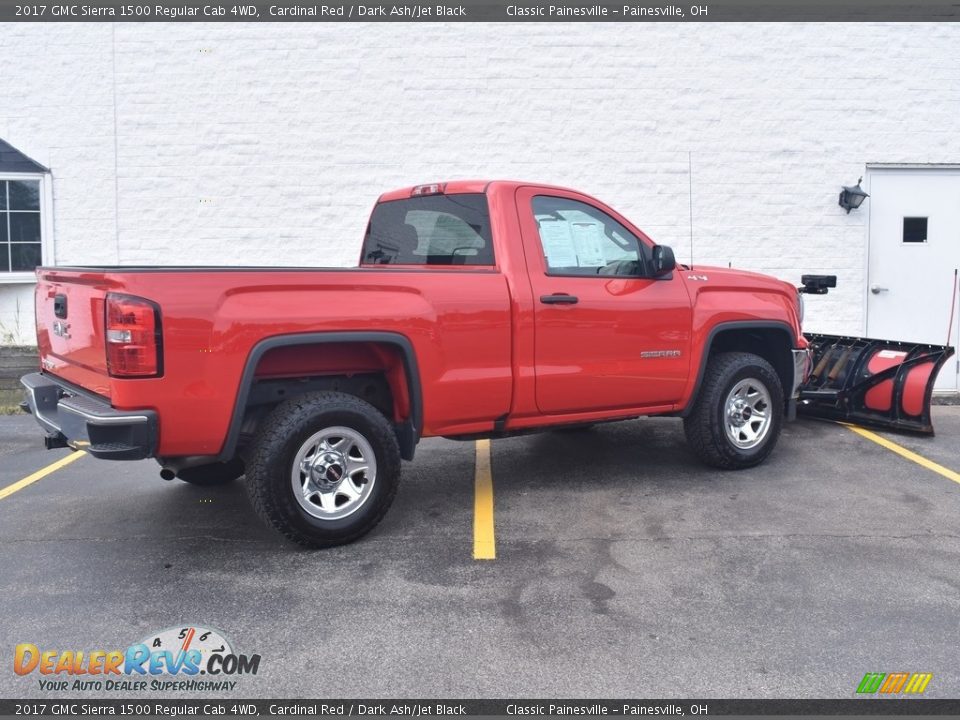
4 699 960 716
0 0 958 22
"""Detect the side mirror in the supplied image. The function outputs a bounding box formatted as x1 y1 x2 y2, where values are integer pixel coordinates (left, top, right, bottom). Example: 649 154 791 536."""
651 244 676 278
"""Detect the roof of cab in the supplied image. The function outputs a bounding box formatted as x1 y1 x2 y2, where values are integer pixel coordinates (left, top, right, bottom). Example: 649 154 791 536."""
376 180 580 203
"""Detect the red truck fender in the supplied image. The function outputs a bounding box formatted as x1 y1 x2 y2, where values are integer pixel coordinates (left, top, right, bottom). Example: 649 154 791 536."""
681 320 801 417
214 331 423 463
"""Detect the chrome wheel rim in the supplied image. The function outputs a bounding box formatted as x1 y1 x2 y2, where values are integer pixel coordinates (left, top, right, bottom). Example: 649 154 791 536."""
291 426 377 520
724 378 772 450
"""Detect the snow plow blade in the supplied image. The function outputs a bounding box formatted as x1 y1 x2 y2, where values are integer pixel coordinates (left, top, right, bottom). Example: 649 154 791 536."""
798 333 955 435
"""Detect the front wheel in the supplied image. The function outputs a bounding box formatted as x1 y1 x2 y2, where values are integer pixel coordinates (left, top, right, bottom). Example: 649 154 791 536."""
246 391 401 548
683 352 784 469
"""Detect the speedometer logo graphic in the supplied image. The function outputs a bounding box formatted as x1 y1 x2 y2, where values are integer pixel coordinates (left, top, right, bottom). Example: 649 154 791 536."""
138 625 233 672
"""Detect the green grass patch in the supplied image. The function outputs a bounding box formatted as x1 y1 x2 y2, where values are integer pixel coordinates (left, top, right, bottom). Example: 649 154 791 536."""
0 385 24 414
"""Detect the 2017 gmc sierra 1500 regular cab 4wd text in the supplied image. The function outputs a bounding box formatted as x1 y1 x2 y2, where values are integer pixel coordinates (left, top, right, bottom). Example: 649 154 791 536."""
20 180 954 547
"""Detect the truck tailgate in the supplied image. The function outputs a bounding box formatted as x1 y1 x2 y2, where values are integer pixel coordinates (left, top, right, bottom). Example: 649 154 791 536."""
34 269 112 398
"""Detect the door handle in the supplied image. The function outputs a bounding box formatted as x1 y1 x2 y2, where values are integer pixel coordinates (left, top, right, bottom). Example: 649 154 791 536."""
870 285 889 295
540 293 579 305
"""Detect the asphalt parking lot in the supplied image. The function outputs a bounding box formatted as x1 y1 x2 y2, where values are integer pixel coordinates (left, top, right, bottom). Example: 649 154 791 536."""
1 409 959 699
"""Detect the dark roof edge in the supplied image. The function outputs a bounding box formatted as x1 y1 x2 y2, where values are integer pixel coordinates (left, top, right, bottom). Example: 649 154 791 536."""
0 138 49 173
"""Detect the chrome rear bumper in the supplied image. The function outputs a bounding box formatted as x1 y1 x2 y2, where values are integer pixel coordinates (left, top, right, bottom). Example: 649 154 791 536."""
21 372 158 460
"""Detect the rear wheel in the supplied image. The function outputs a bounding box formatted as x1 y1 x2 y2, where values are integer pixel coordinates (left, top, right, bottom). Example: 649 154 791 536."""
683 352 784 469
246 391 401 548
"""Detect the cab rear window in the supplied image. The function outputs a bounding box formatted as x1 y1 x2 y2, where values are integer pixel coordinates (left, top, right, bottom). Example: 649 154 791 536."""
362 193 494 266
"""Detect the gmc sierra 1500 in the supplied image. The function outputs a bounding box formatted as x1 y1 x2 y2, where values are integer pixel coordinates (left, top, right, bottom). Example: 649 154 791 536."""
21 180 954 547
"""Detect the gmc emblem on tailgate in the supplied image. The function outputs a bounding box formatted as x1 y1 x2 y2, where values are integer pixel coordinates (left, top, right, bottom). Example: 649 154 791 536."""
52 320 71 339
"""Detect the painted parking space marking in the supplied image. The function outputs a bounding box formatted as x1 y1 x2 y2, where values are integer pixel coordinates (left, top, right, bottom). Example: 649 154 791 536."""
473 439 496 560
845 424 960 486
0 450 87 501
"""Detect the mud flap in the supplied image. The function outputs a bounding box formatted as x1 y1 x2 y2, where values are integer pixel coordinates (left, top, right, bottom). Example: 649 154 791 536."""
798 333 955 434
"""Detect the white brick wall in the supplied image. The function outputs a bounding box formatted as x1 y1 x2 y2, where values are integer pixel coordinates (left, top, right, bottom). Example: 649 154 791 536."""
1 22 959 345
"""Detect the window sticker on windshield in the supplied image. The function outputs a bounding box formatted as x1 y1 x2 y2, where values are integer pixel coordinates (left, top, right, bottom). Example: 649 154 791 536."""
570 222 605 267
538 219 579 267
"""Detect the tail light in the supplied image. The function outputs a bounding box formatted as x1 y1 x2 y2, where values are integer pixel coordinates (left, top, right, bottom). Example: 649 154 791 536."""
105 293 163 377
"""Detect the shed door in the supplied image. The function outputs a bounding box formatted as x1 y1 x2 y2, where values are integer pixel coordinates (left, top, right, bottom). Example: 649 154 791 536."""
867 168 960 391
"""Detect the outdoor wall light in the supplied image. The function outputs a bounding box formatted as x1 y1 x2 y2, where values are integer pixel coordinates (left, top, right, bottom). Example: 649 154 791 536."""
838 177 869 213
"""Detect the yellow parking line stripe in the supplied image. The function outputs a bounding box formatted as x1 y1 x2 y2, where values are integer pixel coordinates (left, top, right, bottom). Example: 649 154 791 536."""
0 451 87 501
844 425 960 486
473 439 496 560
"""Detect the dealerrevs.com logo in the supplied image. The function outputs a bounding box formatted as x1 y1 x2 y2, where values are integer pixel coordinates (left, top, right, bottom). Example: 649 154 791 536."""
14 625 261 692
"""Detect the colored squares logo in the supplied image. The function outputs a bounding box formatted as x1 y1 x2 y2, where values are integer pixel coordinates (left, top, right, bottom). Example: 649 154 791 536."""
857 672 932 694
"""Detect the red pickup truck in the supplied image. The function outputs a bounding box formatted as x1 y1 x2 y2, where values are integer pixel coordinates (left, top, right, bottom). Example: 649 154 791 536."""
21 180 953 547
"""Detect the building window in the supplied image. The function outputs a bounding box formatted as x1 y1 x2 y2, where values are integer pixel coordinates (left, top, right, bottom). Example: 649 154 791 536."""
0 139 51 283
902 217 928 244
1 179 43 272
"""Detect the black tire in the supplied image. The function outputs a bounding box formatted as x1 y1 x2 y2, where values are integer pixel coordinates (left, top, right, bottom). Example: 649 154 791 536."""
246 391 401 548
176 458 245 486
683 351 784 470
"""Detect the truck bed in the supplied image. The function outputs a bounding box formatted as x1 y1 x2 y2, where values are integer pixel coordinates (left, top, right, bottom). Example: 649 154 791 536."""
33 265 514 456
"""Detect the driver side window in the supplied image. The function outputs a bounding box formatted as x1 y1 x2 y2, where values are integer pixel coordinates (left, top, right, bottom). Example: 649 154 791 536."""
532 195 646 277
